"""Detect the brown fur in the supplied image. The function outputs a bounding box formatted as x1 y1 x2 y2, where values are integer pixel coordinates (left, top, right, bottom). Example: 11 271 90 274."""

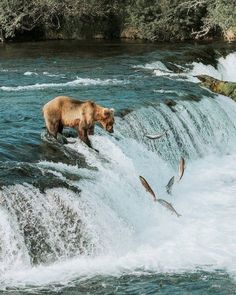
42 96 114 147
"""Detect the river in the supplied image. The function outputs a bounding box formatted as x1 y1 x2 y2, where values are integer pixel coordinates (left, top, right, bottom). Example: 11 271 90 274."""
0 40 236 294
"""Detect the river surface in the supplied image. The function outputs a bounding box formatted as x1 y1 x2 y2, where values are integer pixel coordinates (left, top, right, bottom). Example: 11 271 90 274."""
0 40 236 294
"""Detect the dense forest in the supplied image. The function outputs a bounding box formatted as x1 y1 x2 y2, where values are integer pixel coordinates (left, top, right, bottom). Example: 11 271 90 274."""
0 0 236 42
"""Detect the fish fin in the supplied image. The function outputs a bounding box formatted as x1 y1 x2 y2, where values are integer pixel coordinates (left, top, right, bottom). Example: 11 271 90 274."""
166 187 172 195
166 176 175 194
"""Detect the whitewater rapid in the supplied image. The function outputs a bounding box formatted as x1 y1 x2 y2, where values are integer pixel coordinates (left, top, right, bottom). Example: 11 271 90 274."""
0 52 236 291
1 94 236 290
136 52 236 83
0 77 128 92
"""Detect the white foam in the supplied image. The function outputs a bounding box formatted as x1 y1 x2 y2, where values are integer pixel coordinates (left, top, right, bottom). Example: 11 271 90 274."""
189 52 236 82
153 69 175 76
23 71 38 76
43 71 66 78
1 134 236 290
134 61 195 82
23 71 65 77
1 90 236 290
134 60 191 80
153 89 186 96
134 61 171 72
134 52 236 83
0 77 127 91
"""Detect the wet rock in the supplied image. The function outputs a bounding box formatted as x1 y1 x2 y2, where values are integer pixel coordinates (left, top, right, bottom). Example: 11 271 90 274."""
165 62 182 73
118 108 133 118
196 75 236 101
183 94 201 102
0 162 82 194
41 129 68 144
164 99 177 112
63 128 77 138
164 99 177 107
57 133 68 144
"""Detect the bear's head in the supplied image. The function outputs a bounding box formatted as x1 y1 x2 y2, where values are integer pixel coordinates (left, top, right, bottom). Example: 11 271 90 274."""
99 108 115 133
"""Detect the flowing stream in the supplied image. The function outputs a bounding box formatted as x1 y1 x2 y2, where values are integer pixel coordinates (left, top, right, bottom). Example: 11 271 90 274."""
0 40 236 294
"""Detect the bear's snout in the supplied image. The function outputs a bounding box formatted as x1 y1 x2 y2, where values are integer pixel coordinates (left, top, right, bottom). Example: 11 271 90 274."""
107 126 114 133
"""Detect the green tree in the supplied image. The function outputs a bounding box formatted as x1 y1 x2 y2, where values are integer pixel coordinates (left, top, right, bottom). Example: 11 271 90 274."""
0 0 235 41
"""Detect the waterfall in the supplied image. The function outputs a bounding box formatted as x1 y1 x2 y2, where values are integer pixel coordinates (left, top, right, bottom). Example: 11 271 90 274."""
1 53 236 290
115 95 236 164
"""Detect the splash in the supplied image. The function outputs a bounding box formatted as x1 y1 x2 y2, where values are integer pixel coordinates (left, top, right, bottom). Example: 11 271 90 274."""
134 52 236 83
134 61 171 71
24 71 38 76
190 52 236 82
1 93 236 290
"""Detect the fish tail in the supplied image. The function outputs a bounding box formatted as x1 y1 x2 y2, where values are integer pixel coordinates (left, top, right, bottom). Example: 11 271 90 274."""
166 186 172 195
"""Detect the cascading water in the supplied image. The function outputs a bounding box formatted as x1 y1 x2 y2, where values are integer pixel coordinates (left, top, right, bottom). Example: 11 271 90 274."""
189 52 236 82
0 43 236 293
1 93 236 289
115 96 236 164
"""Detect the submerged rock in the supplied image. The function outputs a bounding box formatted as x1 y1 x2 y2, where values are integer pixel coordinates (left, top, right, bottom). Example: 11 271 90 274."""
196 75 236 101
164 99 177 112
118 108 133 118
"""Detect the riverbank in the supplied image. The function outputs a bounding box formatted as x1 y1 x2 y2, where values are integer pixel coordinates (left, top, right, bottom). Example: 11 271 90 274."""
1 27 235 43
1 0 235 43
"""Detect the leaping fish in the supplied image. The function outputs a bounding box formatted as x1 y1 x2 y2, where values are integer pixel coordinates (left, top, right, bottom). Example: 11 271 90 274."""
166 176 175 195
145 129 169 140
139 176 157 202
178 157 185 182
157 198 181 217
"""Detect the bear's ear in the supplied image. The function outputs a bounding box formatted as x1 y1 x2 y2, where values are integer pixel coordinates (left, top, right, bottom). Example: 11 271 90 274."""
110 108 115 114
103 108 112 118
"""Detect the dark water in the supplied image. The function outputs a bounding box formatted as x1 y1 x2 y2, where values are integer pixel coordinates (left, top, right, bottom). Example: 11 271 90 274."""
2 271 236 295
0 40 236 294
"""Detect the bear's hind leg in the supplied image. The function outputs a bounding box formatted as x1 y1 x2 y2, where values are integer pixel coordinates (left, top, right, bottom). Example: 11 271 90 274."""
56 122 68 144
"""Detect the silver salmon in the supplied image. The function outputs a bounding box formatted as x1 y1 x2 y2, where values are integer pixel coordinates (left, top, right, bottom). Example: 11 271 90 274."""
166 176 175 195
178 157 185 182
145 129 169 140
157 198 181 217
139 176 157 202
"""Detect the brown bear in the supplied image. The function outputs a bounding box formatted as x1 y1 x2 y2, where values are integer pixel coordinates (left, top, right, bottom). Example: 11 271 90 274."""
42 96 114 148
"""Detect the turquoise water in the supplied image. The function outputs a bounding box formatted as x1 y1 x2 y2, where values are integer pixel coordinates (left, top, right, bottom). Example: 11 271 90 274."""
0 40 236 294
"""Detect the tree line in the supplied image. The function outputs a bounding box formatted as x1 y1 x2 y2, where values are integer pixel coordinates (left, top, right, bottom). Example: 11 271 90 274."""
0 0 235 42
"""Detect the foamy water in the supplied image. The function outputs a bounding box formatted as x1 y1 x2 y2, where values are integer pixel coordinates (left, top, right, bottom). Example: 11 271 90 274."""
1 123 236 289
190 53 236 82
1 93 236 290
0 77 128 91
1 46 236 293
137 52 236 84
